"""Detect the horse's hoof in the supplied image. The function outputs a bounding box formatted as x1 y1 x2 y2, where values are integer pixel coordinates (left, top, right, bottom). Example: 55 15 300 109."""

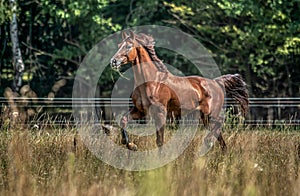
121 138 127 145
127 142 138 151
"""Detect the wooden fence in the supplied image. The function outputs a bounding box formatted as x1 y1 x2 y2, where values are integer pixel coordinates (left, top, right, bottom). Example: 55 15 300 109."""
0 97 299 127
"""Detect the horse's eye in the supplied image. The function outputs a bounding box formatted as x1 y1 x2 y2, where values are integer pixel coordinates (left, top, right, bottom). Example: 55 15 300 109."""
126 44 132 49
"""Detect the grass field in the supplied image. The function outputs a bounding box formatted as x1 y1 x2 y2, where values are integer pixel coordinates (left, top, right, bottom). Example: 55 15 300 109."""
0 124 299 196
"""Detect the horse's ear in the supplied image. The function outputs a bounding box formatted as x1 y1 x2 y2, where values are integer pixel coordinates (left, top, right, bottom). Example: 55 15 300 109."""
122 31 128 39
129 30 135 40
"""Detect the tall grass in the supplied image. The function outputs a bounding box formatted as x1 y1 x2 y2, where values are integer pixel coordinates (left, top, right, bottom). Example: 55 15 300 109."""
0 124 299 196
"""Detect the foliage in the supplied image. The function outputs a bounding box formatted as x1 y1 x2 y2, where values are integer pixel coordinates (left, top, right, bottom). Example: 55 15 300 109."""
0 0 299 97
0 0 11 25
164 0 300 96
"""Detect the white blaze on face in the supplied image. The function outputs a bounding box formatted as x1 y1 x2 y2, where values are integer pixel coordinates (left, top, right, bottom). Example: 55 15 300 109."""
111 41 127 68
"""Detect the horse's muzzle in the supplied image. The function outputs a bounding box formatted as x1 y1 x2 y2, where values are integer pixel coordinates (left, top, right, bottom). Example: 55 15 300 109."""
111 58 119 69
111 57 125 69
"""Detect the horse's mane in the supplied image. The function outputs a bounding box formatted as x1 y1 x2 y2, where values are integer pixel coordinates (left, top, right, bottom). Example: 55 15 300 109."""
134 33 168 72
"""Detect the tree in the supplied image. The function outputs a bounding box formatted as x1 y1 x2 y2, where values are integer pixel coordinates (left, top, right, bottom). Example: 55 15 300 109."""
163 0 300 97
9 0 25 92
0 0 299 99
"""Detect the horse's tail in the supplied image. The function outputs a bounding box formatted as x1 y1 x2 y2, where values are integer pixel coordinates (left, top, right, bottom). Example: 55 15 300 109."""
214 74 249 116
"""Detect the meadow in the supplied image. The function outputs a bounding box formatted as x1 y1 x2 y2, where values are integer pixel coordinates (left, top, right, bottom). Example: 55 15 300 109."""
0 123 299 196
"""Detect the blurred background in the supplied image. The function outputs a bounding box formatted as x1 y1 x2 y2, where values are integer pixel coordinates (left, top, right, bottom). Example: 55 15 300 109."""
0 0 299 126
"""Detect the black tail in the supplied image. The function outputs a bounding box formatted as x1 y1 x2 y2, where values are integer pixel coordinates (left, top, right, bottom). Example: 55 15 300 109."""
214 74 249 116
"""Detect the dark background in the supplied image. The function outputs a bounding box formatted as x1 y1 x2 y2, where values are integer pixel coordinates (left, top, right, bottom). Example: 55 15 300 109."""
1 0 299 106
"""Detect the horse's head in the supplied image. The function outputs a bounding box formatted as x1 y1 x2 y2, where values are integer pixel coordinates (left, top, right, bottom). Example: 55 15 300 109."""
110 31 138 69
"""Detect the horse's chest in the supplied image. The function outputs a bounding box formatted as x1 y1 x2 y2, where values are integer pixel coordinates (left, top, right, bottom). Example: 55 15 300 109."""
133 95 150 112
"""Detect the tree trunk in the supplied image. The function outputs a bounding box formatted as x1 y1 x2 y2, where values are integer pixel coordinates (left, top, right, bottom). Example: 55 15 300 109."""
9 0 24 92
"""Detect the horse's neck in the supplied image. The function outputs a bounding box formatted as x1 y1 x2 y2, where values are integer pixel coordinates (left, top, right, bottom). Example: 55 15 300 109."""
133 47 159 86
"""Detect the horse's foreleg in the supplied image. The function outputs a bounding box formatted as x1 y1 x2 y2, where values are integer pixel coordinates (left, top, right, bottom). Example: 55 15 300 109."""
156 124 165 147
120 116 129 144
201 113 210 128
150 103 167 147
120 116 137 151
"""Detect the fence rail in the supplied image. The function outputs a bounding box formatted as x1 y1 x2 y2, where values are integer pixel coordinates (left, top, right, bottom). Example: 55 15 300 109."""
1 97 299 127
1 97 299 106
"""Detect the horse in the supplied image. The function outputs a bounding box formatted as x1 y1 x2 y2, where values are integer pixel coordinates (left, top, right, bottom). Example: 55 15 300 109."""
110 30 249 152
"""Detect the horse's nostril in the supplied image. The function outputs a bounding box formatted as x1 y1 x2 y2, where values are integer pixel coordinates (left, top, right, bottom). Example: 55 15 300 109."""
111 59 117 67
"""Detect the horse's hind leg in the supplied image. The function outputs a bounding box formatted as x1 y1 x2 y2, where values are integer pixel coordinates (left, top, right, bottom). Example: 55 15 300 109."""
203 116 227 152
215 131 226 151
211 116 227 151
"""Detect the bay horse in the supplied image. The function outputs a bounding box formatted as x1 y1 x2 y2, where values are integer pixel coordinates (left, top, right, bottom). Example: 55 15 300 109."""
110 30 249 152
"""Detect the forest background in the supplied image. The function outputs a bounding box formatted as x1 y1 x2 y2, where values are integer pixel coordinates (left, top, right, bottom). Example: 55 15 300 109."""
0 0 299 100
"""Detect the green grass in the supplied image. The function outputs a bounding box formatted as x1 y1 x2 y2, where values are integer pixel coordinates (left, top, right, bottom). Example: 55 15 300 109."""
0 125 299 196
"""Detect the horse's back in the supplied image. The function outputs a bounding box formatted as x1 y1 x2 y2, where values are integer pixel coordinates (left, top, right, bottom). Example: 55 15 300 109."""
186 76 225 116
131 74 224 117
